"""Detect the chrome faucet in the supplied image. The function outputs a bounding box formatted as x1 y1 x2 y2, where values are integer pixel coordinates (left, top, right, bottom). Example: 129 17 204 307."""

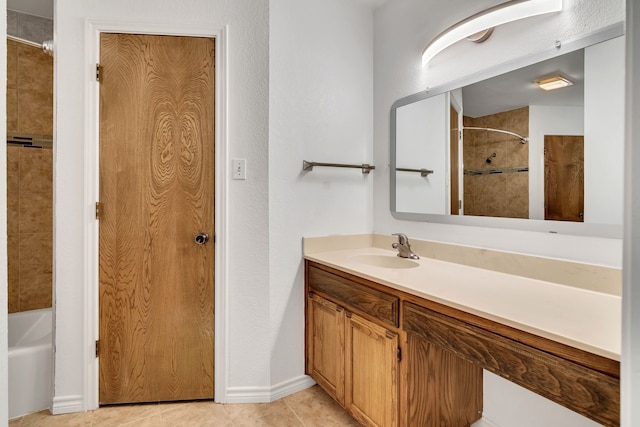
391 233 419 259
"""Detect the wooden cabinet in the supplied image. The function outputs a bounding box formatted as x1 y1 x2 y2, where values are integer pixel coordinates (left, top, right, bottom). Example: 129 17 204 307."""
306 293 345 405
307 292 398 427
306 259 620 427
306 261 482 427
405 333 482 426
345 312 398 427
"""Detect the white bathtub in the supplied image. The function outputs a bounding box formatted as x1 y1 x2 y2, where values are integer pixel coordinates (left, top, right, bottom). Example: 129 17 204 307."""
8 308 53 419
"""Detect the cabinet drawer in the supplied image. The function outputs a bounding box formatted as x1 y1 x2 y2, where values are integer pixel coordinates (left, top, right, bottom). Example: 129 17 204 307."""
308 264 399 327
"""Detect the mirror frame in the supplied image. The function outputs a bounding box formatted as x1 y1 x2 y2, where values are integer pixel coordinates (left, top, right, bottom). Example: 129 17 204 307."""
390 23 624 239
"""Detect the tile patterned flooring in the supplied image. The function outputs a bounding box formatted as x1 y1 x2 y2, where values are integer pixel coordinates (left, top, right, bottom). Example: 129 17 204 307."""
9 386 362 427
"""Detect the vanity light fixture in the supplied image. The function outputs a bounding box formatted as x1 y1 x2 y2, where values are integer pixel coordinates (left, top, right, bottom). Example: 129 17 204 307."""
534 74 573 90
421 0 563 67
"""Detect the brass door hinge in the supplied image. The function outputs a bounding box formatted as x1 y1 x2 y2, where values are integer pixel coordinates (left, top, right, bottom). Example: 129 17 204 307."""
95 202 102 220
95 340 100 357
96 63 102 82
397 347 402 362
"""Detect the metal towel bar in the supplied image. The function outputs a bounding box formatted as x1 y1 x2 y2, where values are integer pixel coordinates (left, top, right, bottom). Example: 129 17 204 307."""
396 167 434 177
303 160 375 174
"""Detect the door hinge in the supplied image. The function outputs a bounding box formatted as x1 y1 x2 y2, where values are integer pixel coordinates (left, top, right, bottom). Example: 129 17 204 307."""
95 340 100 357
96 63 102 83
397 347 402 362
95 202 102 220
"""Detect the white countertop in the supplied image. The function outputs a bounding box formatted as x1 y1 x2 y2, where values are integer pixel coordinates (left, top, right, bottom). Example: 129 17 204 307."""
305 246 621 361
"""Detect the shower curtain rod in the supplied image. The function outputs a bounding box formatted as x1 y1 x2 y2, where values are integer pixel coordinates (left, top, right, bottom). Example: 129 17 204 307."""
7 35 42 49
463 126 528 143
7 35 54 57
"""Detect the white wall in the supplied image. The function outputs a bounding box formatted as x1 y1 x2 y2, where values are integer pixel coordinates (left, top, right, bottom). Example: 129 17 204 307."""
528 105 584 220
623 1 640 425
373 0 624 425
269 0 374 387
395 93 448 214
55 0 270 410
584 36 625 225
1 1 8 423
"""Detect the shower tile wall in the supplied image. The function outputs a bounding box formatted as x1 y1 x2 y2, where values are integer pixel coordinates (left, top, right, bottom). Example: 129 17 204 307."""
463 107 529 218
7 39 53 136
7 38 53 313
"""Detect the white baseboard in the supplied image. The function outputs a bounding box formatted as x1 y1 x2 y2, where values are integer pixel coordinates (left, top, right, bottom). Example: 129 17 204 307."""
52 395 84 415
51 376 316 410
269 375 316 402
225 375 316 404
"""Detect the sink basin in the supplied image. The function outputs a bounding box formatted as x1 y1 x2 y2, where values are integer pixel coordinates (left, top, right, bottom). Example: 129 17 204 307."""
350 254 419 269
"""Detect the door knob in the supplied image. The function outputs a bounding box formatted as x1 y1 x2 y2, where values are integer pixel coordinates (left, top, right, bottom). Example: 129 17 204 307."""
195 232 209 245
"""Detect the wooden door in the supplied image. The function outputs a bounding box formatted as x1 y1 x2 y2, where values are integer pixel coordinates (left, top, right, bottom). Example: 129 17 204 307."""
345 312 398 427
450 105 460 215
544 135 584 222
306 293 345 405
98 33 215 404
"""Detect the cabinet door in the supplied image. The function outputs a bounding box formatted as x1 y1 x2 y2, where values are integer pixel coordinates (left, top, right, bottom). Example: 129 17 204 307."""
345 312 399 427
307 294 345 405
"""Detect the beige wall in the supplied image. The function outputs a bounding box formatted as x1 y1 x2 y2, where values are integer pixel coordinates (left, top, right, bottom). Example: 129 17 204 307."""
6 39 53 313
463 106 529 218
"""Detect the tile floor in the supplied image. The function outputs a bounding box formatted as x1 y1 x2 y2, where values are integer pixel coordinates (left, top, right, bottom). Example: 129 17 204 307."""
8 385 362 427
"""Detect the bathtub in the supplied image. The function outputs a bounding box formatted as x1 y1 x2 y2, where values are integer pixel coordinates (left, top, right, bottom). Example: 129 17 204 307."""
8 308 53 419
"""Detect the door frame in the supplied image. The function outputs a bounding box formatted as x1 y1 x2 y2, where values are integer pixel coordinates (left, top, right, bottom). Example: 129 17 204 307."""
81 19 228 409
449 93 463 215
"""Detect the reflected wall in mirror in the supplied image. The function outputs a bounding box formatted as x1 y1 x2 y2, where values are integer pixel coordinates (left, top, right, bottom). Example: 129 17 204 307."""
391 29 625 237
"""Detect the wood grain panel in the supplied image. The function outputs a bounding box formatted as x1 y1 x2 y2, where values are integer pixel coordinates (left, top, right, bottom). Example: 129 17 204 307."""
345 312 398 427
99 33 215 404
307 293 345 405
308 265 399 327
404 302 619 426
545 135 584 221
406 333 482 427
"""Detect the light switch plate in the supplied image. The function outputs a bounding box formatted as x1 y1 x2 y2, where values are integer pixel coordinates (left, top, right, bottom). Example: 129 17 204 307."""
232 159 247 180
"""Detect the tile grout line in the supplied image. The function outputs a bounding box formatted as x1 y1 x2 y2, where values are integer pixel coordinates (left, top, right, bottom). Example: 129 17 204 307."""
283 398 308 427
221 403 238 426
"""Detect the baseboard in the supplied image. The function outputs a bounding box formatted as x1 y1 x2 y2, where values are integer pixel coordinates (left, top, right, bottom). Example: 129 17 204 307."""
225 375 316 404
269 375 316 402
52 395 84 415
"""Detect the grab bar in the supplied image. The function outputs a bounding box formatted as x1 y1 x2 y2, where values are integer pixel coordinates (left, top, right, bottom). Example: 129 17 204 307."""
303 160 375 174
396 167 434 177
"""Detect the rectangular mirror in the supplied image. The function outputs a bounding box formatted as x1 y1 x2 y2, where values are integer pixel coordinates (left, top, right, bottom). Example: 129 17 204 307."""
391 25 624 238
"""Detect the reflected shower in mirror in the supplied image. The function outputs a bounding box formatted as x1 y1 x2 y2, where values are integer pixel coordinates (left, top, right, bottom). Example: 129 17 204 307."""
391 30 625 237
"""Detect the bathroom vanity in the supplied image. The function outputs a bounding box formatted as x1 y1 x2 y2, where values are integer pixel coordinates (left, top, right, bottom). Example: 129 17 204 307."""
304 235 620 427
